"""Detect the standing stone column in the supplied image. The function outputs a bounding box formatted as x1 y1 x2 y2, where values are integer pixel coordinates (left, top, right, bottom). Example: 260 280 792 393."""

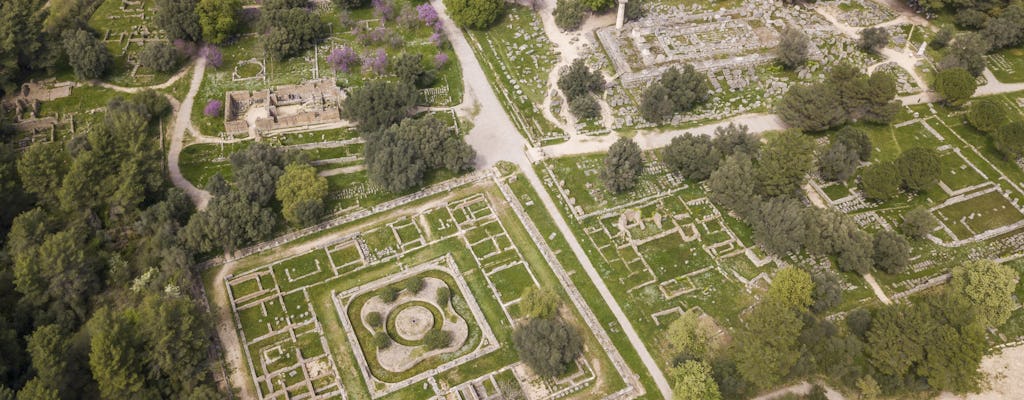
616 0 628 30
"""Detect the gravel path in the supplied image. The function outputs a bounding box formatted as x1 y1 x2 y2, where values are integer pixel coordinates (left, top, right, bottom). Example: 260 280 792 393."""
434 1 674 397
167 58 212 210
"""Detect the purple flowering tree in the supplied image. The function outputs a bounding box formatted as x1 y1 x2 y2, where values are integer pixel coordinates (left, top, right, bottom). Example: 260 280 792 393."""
434 53 449 69
372 0 394 21
202 46 223 68
327 46 359 72
204 100 223 117
362 49 388 76
416 4 439 26
430 31 446 47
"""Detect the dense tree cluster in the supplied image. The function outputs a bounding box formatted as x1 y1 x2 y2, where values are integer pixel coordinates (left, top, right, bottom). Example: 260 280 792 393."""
601 137 643 193
62 29 113 80
276 163 329 227
364 116 476 193
155 0 202 42
558 59 605 120
0 0 95 96
1 92 219 397
197 0 242 44
138 41 181 73
260 0 329 60
938 33 990 77
639 65 710 123
819 127 872 182
444 0 504 29
777 64 899 131
342 80 419 132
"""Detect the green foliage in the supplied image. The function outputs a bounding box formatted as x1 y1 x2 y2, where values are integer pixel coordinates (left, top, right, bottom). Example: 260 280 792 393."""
342 80 418 133
138 41 181 74
669 360 722 400
980 4 1024 51
777 65 899 130
424 329 452 349
380 286 400 303
895 147 940 191
365 116 474 193
276 163 328 227
15 379 58 400
859 27 889 52
664 311 714 361
948 260 1019 327
260 0 329 60
444 0 504 29
558 59 605 101
939 33 989 77
513 318 583 378
62 29 112 80
373 332 391 349
755 130 815 198
818 141 861 182
866 304 928 377
579 0 614 11
641 65 710 122
16 142 69 208
405 276 425 294
993 121 1024 159
930 28 953 49
834 126 872 161
933 68 977 106
901 206 938 239
366 311 383 328
917 323 985 392
966 99 1007 133
436 286 450 307
393 53 434 88
601 137 643 194
775 83 845 132
0 0 56 96
333 0 368 9
554 0 587 31
810 270 842 314
707 153 759 219
712 123 761 156
856 375 881 399
519 287 562 319
735 297 803 389
639 83 675 123
750 197 807 255
768 267 813 312
777 26 809 69
568 95 600 120
872 230 910 274
155 0 202 42
860 161 900 201
662 133 721 181
181 190 278 253
197 0 242 44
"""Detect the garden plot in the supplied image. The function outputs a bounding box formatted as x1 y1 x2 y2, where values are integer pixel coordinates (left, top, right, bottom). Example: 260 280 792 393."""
212 184 632 400
465 6 562 145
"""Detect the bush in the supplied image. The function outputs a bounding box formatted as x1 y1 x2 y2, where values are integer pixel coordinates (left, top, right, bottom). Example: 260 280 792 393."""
777 26 809 69
966 99 1006 133
373 332 391 348
424 329 452 349
553 0 587 31
405 276 425 294
901 206 938 239
436 286 450 307
380 286 400 303
139 41 181 73
859 27 889 52
993 121 1024 160
366 311 383 328
444 0 503 29
513 318 583 378
568 95 600 119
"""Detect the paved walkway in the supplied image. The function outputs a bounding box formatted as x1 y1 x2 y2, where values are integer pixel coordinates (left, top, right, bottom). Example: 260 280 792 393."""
167 58 212 210
434 1 674 397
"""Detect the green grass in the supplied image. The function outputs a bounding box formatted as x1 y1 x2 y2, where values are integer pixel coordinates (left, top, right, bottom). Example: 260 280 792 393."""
488 264 537 303
987 48 1024 83
934 191 1024 239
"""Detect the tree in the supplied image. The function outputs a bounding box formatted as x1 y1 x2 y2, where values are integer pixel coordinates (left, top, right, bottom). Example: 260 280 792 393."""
712 123 760 156
373 332 391 348
138 42 180 73
860 161 900 201
664 311 714 361
553 0 587 31
857 375 881 400
261 1 329 60
601 138 643 193
872 230 910 274
901 207 938 239
365 130 425 193
424 329 452 349
25 325 72 396
0 0 55 96
993 121 1024 160
365 311 383 328
569 95 601 120
776 84 846 132
62 29 112 80
895 148 940 191
660 65 710 113
707 153 760 219
392 53 433 88
918 323 986 392
735 298 803 389
13 228 100 325
88 308 151 399
180 190 278 253
819 141 861 182
866 304 930 377
768 267 813 311
444 0 503 29
342 80 418 132
662 133 722 181
939 33 990 77
948 260 1019 327
834 228 874 275
955 9 988 30
777 26 809 69
640 83 675 123
966 99 1007 133
155 0 202 42
520 287 562 319
931 28 953 49
380 286 400 303
197 0 242 44
980 4 1024 51
513 318 583 378
436 286 450 307
835 126 872 161
276 163 328 226
405 276 424 294
933 68 977 106
558 59 605 101
231 144 287 205
810 270 842 314
16 142 69 207
669 361 722 400
755 130 815 198
15 379 58 400
859 27 889 52
334 0 368 9
751 198 808 255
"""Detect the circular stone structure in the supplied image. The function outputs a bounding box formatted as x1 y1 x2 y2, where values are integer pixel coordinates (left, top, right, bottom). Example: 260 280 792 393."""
393 305 434 341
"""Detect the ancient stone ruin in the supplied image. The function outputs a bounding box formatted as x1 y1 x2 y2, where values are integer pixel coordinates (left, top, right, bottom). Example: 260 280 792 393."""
223 79 346 136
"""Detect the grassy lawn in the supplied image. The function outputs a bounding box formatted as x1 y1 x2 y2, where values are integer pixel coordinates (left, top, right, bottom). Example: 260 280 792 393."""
987 48 1024 83
935 191 1024 239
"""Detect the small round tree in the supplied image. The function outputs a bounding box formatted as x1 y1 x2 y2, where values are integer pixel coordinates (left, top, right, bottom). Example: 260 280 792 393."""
860 161 900 201
405 276 425 294
601 137 643 194
993 121 1024 160
374 332 391 349
365 311 383 328
777 26 809 69
444 0 503 29
436 286 450 307
513 318 583 378
901 206 938 239
139 41 181 73
872 230 910 274
424 329 452 350
553 0 587 31
895 147 940 191
933 68 977 106
380 286 400 303
569 95 600 120
859 27 889 53
966 99 1007 133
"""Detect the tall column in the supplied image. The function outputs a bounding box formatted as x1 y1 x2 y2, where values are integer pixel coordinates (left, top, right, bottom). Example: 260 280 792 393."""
616 0 628 30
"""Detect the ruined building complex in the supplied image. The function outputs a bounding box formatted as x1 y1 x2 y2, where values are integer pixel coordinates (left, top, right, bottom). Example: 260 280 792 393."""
224 79 345 136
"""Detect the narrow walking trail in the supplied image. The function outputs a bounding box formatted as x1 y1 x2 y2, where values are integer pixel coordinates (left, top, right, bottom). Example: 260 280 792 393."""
434 1 674 397
167 58 212 210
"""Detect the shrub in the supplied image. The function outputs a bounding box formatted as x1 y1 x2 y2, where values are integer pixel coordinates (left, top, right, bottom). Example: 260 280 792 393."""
380 286 400 303
366 311 383 328
405 276 425 294
373 332 391 348
436 286 450 307
424 329 452 349
895 147 940 191
993 121 1024 160
553 0 587 31
901 206 938 239
204 100 223 117
860 161 900 201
